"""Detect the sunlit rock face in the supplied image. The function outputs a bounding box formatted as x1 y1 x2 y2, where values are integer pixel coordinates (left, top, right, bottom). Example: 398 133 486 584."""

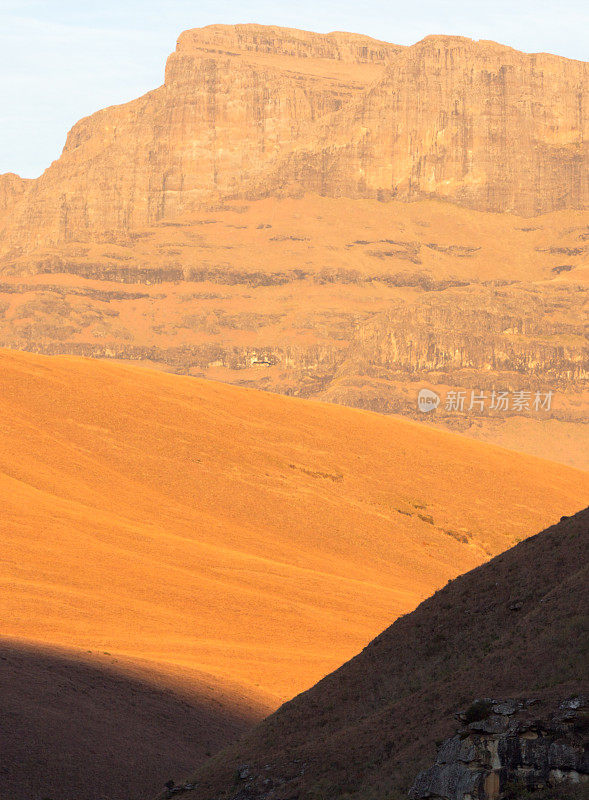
1 25 587 251
0 173 29 218
293 36 589 215
0 26 399 248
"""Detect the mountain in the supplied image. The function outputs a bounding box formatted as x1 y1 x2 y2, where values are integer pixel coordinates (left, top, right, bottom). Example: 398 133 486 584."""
167 507 589 800
1 24 587 252
0 26 587 468
1 26 586 799
1 348 587 799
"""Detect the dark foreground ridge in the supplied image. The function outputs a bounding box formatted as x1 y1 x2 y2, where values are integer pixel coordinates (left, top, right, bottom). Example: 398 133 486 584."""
158 507 589 800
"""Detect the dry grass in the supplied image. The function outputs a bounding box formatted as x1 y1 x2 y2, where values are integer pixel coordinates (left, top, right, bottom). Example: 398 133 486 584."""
182 509 589 800
0 350 587 799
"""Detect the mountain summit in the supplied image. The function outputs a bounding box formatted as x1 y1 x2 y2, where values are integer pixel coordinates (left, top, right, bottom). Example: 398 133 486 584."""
1 24 587 251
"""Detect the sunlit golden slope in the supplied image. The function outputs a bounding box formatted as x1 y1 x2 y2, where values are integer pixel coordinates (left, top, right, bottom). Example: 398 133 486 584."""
1 349 586 705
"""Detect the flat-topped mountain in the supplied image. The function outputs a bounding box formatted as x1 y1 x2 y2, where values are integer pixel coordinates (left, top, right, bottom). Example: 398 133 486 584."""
1 24 587 253
0 25 587 468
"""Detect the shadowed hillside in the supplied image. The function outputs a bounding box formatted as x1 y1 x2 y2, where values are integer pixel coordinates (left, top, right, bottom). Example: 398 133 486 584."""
175 508 589 800
0 639 260 800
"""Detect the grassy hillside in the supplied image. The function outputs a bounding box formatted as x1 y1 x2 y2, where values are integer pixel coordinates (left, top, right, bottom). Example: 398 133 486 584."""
0 349 586 800
180 508 589 800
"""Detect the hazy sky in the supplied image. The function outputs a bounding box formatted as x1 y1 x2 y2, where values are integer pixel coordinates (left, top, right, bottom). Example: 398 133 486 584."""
1 0 587 178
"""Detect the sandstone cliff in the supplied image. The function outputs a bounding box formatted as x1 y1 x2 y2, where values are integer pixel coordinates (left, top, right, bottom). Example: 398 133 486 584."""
0 25 398 249
1 25 587 253
274 36 589 215
0 173 30 218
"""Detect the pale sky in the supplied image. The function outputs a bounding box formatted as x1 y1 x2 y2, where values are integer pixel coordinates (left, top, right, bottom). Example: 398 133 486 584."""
1 0 587 178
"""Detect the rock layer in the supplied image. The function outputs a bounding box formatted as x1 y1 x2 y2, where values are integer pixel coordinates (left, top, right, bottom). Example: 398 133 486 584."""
1 195 587 468
0 26 398 249
1 28 588 468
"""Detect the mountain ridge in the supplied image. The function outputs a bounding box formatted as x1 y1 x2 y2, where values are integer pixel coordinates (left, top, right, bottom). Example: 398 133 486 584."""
0 23 586 256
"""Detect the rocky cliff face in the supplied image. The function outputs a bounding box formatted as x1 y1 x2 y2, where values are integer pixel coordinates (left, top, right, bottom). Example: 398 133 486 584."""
410 696 588 800
1 25 587 253
0 173 29 218
280 37 588 215
321 283 588 417
0 25 398 249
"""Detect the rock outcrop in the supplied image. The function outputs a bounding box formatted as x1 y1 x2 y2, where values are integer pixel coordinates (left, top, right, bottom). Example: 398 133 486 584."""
0 173 30 217
321 283 589 419
278 36 589 216
409 696 588 799
1 25 587 252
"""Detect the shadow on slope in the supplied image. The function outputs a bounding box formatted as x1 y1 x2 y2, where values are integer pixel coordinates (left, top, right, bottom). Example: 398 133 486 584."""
178 507 589 800
0 639 261 800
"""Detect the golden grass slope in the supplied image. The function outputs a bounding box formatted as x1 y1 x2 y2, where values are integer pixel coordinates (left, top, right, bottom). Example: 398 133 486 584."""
1 349 587 706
